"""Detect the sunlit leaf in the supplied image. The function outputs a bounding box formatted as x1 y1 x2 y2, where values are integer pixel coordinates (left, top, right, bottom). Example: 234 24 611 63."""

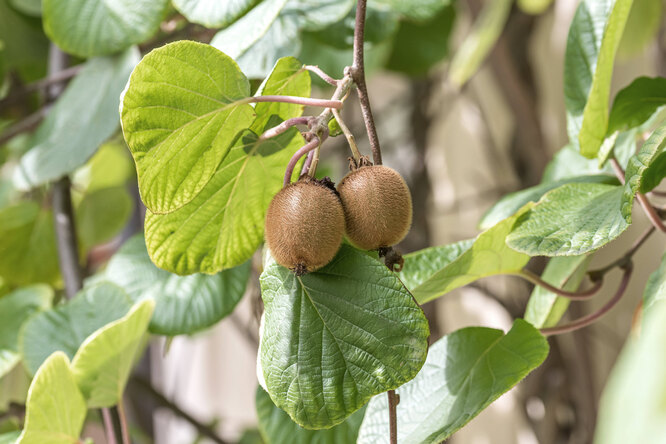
71 300 154 407
16 352 86 444
617 0 661 58
120 41 255 214
358 320 549 444
564 0 633 158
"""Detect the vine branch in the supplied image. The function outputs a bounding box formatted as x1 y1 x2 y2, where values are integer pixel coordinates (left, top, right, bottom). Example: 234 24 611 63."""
259 116 311 140
540 262 633 336
387 390 399 444
351 0 382 165
513 270 603 300
247 95 343 109
303 65 339 86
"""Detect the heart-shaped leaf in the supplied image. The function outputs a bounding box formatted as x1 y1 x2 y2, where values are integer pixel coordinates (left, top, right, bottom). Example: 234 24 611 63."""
259 245 429 429
71 300 154 407
20 283 132 375
357 320 549 444
16 352 86 444
120 41 256 214
105 235 249 335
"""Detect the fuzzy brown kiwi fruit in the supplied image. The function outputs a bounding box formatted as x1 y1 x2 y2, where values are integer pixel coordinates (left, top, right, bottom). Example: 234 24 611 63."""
265 176 345 275
337 165 412 250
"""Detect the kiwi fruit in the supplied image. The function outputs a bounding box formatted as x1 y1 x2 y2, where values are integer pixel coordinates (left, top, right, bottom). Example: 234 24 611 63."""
337 165 412 250
265 176 345 275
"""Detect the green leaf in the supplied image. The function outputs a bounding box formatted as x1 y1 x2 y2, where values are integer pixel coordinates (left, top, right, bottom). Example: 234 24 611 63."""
624 123 666 195
210 0 290 77
372 0 451 22
42 0 169 57
72 140 135 193
507 183 628 256
643 251 666 312
0 285 52 378
0 202 59 286
143 55 309 275
20 282 132 375
617 0 661 58
282 0 354 32
259 245 429 429
0 0 48 77
480 175 619 230
251 57 311 133
517 0 553 15
597 128 637 168
449 0 512 87
410 206 533 304
256 386 365 444
16 352 86 444
172 0 259 28
14 47 140 190
9 0 41 16
357 319 549 444
607 77 666 136
564 0 633 158
75 186 132 249
594 300 666 444
542 144 611 183
399 239 474 291
105 235 249 335
524 256 591 328
385 5 455 76
0 431 20 444
71 299 154 407
120 41 255 214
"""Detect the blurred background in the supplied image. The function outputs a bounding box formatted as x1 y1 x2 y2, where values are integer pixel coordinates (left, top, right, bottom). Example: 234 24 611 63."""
1 0 665 443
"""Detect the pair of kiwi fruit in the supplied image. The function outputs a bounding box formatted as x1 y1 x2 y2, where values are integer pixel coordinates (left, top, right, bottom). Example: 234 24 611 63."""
265 164 412 275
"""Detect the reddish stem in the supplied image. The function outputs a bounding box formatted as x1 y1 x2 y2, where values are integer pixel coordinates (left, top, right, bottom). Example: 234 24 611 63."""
303 65 339 86
259 116 310 140
283 137 320 187
514 270 603 300
248 95 342 109
540 263 633 336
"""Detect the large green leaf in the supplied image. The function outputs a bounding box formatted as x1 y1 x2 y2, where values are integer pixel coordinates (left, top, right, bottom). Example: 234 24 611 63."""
0 202 59 286
71 300 154 407
564 0 633 158
120 41 256 214
623 121 666 194
507 183 628 256
607 77 666 135
14 47 140 189
0 285 52 378
16 352 86 444
643 252 666 312
409 206 533 304
20 283 131 375
282 0 354 31
9 0 41 16
173 0 259 28
0 0 48 77
256 386 365 444
524 256 591 328
617 0 661 58
449 0 512 87
542 144 611 183
144 56 310 275
479 175 618 230
259 245 429 429
357 319 549 444
385 5 455 76
42 0 169 57
104 235 249 335
399 239 474 291
75 186 132 249
594 300 666 444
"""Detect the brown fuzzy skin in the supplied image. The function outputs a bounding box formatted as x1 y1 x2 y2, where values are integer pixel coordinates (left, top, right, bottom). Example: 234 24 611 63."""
265 177 345 274
337 165 412 250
